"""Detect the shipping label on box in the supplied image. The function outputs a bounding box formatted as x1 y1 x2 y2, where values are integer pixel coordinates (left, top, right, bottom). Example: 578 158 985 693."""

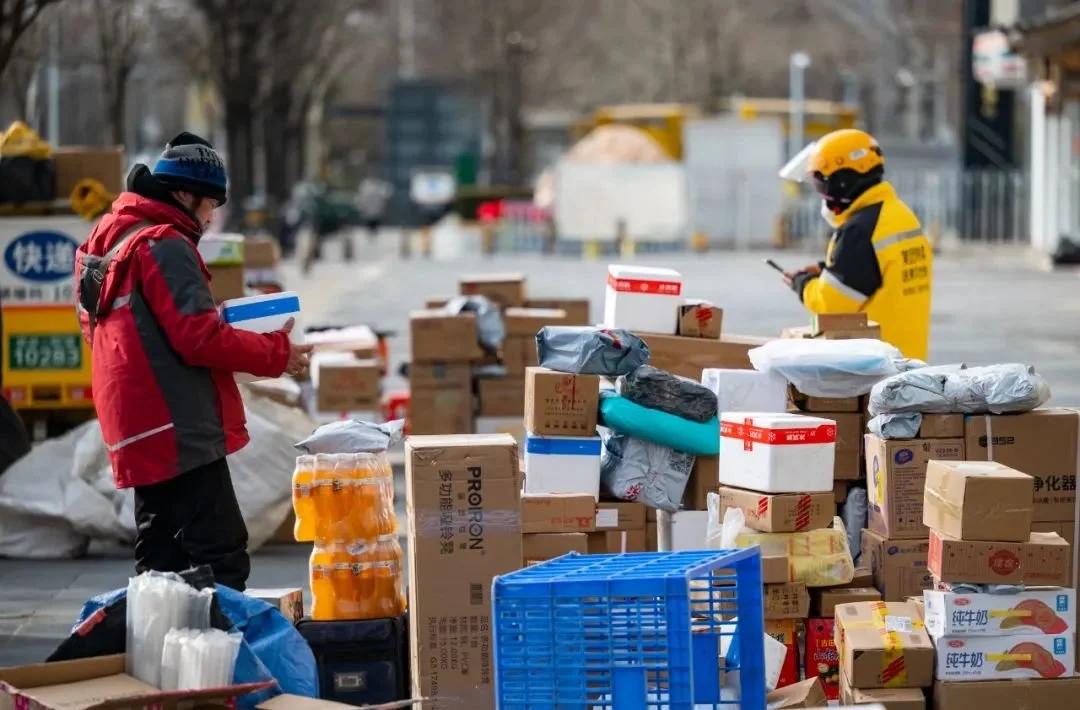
405 434 522 709
923 460 1034 543
459 272 526 307
964 409 1079 522
677 301 723 339
765 618 801 690
866 435 965 539
522 532 587 565
813 587 882 618
834 601 934 689
924 588 1076 638
524 367 599 437
935 633 1074 681
520 494 596 534
927 530 1072 587
410 310 482 362
717 486 834 533
477 377 525 417
524 298 590 326
862 529 932 602
805 617 840 700
764 582 810 619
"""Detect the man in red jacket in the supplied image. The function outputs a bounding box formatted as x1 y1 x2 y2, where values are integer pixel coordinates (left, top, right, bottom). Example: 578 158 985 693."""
75 132 311 590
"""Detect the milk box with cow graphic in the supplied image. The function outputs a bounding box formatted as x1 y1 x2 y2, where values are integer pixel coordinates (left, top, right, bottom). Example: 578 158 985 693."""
602 264 682 334
718 412 836 493
924 588 1075 638
933 633 1075 681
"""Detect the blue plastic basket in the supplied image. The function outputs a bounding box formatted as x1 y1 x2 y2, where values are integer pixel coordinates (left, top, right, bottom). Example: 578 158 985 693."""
492 549 765 710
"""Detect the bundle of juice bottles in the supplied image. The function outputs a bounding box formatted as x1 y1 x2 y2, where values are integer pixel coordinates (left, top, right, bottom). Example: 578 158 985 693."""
292 452 406 621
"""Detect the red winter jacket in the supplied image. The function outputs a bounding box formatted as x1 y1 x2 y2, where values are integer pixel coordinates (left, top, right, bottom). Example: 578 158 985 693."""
75 193 290 489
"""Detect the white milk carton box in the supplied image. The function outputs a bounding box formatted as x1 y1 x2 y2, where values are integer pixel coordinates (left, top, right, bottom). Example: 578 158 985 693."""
924 588 1075 638
718 412 836 493
603 264 682 334
934 632 1074 681
524 433 602 501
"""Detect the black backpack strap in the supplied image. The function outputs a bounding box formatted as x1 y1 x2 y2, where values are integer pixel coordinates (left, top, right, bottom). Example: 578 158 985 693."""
80 220 154 332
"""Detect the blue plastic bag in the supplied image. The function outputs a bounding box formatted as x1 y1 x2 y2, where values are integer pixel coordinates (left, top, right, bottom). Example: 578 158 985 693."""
599 391 718 455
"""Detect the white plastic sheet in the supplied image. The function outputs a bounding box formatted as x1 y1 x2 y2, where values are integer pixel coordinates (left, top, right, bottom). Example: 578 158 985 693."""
749 338 917 398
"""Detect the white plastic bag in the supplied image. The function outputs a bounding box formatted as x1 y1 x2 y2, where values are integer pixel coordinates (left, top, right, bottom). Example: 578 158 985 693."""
749 338 916 398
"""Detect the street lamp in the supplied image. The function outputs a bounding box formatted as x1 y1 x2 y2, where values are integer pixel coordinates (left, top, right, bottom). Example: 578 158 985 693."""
789 51 811 160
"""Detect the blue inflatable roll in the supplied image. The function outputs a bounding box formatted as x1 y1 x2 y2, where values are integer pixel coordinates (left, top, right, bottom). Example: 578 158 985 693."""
598 390 719 455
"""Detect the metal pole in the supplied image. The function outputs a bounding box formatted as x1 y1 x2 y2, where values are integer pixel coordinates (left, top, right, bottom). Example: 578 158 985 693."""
788 52 811 160
46 13 60 144
398 0 416 79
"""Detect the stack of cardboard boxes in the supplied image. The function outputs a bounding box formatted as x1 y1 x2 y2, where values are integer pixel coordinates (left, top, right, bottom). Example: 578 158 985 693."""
781 311 882 342
408 310 481 434
789 383 867 512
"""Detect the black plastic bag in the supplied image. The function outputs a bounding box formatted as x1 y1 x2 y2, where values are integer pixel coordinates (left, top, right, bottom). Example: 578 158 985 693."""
617 365 717 422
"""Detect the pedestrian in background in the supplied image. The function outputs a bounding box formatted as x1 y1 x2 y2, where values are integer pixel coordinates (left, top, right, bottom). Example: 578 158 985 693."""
74 132 312 590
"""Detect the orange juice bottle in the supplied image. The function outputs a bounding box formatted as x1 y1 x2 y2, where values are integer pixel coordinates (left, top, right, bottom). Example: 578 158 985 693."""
353 479 380 539
309 544 336 620
375 535 405 617
349 541 377 620
348 454 373 539
331 454 357 540
330 541 356 619
312 453 336 542
292 455 317 542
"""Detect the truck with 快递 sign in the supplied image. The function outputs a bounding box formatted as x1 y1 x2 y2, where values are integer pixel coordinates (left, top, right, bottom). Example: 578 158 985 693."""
1 216 94 411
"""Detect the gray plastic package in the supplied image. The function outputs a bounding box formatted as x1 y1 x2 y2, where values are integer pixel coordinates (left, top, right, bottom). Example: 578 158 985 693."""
445 295 505 350
599 431 694 512
295 419 404 454
617 365 718 423
868 363 1050 416
841 486 868 563
536 326 650 376
866 413 923 439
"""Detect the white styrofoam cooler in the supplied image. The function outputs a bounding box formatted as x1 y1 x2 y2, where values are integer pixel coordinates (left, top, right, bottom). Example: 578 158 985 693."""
222 291 300 333
718 412 835 493
603 264 682 334
701 369 788 414
524 433 602 501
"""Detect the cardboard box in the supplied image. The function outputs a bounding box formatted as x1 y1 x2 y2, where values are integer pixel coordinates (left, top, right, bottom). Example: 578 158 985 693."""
586 529 647 553
764 582 810 619
919 414 964 439
522 532 588 565
632 332 768 380
520 494 596 533
303 325 379 360
501 335 537 375
805 617 840 700
405 434 522 709
866 435 965 539
822 324 882 341
840 674 926 709
410 310 482 362
717 486 834 533
964 409 1080 523
0 654 270 710
503 307 567 337
523 298 590 326
208 263 245 302
812 312 868 335
719 412 836 493
409 386 474 435
1034 520 1078 546
765 618 801 690
862 529 932 602
595 501 647 531
834 480 849 504
315 359 380 412
243 237 279 268
677 301 723 338
813 587 883 617
834 601 934 689
924 588 1076 638
410 362 472 390
927 529 1071 587
683 455 718 511
923 460 1034 542
842 567 875 589
524 367 599 437
477 377 525 417
766 677 828 709
53 145 125 196
762 555 792 584
646 521 658 551
247 587 304 625
459 273 526 307
933 676 1080 709
789 385 861 413
933 632 1075 681
831 412 863 480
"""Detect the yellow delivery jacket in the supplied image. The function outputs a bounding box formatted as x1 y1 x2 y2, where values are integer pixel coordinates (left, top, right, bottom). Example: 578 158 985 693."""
796 181 932 360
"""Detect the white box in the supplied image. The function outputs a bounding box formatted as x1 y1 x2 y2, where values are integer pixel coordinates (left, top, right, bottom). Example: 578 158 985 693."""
718 412 835 493
524 433 602 501
603 264 682 334
197 232 244 265
924 588 1075 638
701 369 788 413
671 510 710 550
222 291 300 333
934 632 1074 681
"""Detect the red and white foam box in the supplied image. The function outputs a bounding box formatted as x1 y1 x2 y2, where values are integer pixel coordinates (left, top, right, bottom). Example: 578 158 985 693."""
718 412 836 493
602 264 682 334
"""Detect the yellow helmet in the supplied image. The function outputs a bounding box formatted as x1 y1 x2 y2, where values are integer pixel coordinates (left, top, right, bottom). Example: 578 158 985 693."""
808 129 885 211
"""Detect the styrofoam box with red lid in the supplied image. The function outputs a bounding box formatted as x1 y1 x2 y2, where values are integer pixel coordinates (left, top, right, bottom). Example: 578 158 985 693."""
602 264 682 334
718 412 836 493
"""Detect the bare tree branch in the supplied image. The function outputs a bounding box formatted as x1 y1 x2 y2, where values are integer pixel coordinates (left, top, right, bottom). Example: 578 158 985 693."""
0 0 61 78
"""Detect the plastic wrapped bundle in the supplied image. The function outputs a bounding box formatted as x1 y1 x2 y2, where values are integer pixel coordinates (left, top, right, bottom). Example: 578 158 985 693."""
536 326 650 376
866 412 923 439
617 365 718 422
175 628 243 690
868 363 1051 416
599 432 695 512
161 629 198 691
749 338 919 398
445 295 505 350
294 418 404 454
125 572 213 687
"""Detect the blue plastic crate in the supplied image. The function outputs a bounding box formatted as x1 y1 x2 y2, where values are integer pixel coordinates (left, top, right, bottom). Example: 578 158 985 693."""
492 549 765 710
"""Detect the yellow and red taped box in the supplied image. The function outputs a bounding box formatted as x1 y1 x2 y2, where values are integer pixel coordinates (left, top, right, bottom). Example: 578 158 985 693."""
834 600 934 689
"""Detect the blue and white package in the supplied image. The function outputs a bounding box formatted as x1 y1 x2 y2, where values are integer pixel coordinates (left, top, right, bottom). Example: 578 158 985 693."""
222 291 300 334
523 433 602 500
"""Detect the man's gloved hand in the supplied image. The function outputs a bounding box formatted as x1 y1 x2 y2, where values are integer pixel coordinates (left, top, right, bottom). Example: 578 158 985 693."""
784 263 822 299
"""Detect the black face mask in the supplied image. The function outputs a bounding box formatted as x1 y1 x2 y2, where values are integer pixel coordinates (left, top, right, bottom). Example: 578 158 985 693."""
812 166 884 213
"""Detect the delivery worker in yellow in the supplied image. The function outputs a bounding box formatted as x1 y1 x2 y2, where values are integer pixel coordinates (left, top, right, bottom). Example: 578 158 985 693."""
783 129 932 360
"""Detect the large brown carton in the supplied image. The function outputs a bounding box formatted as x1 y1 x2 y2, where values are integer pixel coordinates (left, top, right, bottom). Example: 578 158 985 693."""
866 435 965 539
520 494 596 534
459 273 526 307
789 385 861 413
503 307 567 337
522 532 588 565
501 336 538 376
677 301 722 338
208 263 245 302
477 377 525 417
410 362 472 390
923 460 1034 542
409 387 474 435
405 434 522 709
410 310 482 362
933 677 1080 709
840 673 925 709
524 367 599 437
918 414 964 439
523 298 590 326
632 333 768 380
53 146 125 196
763 582 810 619
683 456 718 510
316 359 380 412
834 601 934 689
963 409 1079 522
812 587 882 617
830 412 863 480
861 529 932 602
927 529 1071 586
717 486 833 533
586 530 647 553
